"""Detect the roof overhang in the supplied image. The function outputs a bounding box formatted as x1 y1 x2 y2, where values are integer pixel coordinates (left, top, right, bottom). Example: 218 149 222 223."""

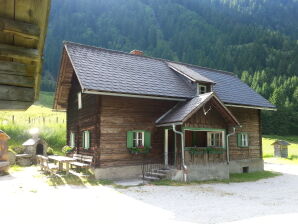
82 89 187 101
225 103 277 111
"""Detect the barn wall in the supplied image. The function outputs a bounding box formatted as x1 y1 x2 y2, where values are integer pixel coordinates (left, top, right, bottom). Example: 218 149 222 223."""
98 95 177 168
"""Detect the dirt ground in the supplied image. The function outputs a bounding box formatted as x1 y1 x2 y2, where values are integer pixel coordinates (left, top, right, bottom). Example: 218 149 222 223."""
1 163 298 224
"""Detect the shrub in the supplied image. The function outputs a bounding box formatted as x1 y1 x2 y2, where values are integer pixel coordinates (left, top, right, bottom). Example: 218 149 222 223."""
62 145 73 155
47 147 54 155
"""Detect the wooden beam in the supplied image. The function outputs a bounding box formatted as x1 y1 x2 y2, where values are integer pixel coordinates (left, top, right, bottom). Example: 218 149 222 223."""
0 17 40 40
0 61 27 75
0 43 40 61
0 61 33 87
0 85 34 102
0 100 32 110
0 74 34 87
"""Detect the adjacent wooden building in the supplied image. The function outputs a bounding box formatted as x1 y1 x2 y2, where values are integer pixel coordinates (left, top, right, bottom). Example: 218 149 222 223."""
54 42 276 181
0 0 51 110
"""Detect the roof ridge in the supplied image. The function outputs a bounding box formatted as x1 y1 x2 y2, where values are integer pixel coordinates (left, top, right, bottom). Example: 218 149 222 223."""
63 41 236 76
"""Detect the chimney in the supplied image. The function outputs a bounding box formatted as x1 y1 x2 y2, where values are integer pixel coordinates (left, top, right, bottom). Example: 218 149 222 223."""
129 50 144 56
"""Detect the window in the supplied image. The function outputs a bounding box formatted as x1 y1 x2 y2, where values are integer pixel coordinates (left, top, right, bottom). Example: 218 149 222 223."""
207 132 224 148
133 131 144 147
70 132 75 148
82 131 90 149
238 133 249 147
127 130 151 149
197 84 207 95
78 92 82 109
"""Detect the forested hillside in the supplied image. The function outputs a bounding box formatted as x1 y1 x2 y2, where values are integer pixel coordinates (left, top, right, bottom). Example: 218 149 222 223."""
42 0 298 135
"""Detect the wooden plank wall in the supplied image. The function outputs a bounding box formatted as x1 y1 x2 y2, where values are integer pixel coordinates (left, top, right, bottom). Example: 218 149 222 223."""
228 107 261 160
0 0 51 109
183 101 228 129
98 96 176 168
67 76 99 160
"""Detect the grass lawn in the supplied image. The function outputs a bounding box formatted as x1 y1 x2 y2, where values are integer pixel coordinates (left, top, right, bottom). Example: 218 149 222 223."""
263 135 298 164
151 171 280 186
0 91 66 154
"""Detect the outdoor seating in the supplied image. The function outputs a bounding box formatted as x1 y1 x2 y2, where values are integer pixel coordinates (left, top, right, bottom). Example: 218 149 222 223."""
37 155 58 174
70 154 93 172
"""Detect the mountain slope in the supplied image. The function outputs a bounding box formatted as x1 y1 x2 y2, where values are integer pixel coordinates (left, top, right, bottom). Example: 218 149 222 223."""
42 0 298 135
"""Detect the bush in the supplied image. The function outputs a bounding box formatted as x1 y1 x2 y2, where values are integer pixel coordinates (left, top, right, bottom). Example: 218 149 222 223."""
62 145 73 155
47 147 54 155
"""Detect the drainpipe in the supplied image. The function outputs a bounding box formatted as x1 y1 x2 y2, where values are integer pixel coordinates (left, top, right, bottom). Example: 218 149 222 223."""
226 126 240 164
172 124 188 182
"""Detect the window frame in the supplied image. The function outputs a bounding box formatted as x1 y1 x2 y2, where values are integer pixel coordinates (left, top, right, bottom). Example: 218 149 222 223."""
238 133 249 147
78 92 82 110
82 130 90 149
70 132 75 148
197 84 207 95
207 131 224 148
133 131 145 148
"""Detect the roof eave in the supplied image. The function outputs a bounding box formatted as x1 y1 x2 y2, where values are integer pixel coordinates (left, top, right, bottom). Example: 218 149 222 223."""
225 103 277 111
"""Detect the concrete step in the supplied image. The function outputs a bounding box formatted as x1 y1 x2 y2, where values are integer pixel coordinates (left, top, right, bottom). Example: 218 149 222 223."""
154 168 172 174
142 175 160 181
145 172 167 178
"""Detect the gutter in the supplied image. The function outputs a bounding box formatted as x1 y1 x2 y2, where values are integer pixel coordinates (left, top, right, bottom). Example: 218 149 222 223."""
172 124 188 182
226 126 239 164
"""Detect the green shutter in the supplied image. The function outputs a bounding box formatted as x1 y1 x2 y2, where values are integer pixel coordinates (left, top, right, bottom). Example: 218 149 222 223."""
82 132 85 148
246 134 249 146
237 133 242 147
127 131 134 148
144 131 151 149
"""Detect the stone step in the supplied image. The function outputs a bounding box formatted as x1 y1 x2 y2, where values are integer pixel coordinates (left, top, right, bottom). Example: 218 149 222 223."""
154 168 172 174
145 172 167 178
142 175 160 181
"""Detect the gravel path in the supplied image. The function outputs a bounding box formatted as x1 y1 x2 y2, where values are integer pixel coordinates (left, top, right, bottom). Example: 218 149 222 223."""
1 163 298 224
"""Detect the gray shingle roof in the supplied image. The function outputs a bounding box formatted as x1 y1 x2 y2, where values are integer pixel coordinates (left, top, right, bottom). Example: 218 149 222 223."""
65 42 194 99
271 140 291 146
156 92 213 125
64 42 275 109
167 62 215 84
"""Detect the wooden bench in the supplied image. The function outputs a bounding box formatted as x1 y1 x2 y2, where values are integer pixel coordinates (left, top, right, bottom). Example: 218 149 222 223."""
36 155 58 174
70 154 93 171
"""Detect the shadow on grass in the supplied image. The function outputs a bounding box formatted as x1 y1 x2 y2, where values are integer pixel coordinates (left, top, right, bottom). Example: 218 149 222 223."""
43 172 114 187
151 171 281 186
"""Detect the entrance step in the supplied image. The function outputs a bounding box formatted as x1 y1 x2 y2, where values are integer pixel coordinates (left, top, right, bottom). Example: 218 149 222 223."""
142 175 160 181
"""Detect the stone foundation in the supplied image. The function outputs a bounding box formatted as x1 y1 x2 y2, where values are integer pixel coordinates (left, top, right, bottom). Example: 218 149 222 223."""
94 165 142 180
229 158 264 174
171 162 229 181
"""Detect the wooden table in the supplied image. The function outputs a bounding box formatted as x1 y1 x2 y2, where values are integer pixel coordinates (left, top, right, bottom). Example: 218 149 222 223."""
48 155 75 174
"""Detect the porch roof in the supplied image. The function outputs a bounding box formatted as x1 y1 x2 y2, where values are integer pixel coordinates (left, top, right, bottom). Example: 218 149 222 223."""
155 92 240 126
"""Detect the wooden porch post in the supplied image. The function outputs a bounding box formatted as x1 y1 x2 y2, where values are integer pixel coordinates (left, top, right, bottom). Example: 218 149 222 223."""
164 129 168 167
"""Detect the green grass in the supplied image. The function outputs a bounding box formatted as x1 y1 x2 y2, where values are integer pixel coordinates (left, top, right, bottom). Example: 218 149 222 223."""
0 102 66 153
262 135 298 164
46 175 114 186
9 165 24 172
152 171 280 186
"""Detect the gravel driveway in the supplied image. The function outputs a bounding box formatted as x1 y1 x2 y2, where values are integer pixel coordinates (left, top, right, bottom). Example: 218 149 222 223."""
1 163 298 224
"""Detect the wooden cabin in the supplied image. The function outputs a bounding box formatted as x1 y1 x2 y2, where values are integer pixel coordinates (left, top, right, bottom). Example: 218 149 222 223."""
54 42 276 181
0 0 51 110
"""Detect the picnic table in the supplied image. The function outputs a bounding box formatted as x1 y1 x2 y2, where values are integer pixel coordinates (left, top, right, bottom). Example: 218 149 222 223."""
48 155 75 174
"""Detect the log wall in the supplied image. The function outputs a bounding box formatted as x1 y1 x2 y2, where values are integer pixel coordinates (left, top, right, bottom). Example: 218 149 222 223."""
98 95 176 168
67 76 100 159
228 107 262 160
